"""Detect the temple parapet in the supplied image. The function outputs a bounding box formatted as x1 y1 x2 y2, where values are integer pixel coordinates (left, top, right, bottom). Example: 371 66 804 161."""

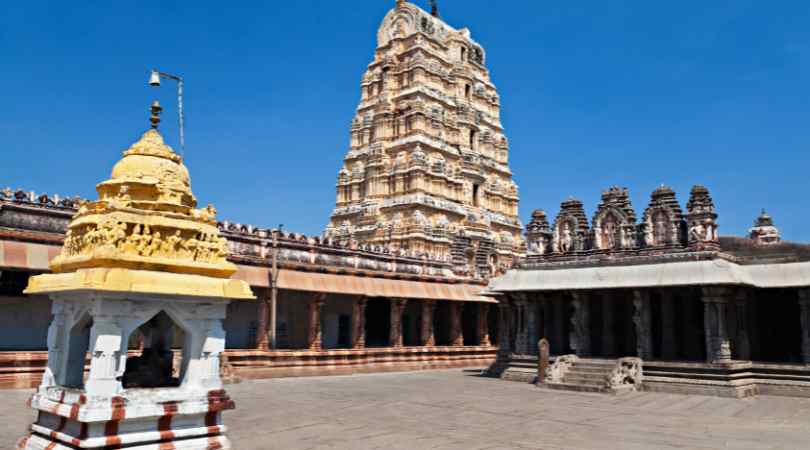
523 184 805 268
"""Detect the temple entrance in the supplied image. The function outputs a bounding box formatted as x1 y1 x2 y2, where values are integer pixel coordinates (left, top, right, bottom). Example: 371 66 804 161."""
434 301 452 345
402 301 421 346
674 291 706 362
750 289 802 363
364 299 390 347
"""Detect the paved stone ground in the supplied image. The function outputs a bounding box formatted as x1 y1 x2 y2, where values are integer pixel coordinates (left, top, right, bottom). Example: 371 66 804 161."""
3 369 810 449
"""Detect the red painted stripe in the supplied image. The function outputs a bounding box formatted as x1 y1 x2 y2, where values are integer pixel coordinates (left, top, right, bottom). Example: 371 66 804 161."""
104 420 118 437
207 436 224 450
158 438 176 449
69 402 80 419
111 396 126 421
204 411 218 427
44 442 57 450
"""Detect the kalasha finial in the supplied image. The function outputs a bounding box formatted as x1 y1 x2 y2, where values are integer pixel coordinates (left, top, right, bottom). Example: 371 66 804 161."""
150 100 163 129
430 0 439 17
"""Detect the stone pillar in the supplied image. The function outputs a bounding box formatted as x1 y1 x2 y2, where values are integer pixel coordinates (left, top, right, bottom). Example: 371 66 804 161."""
554 294 567 354
352 297 367 349
733 289 751 361
570 292 591 357
526 300 539 355
307 294 326 351
632 290 653 359
478 303 491 346
497 301 511 354
512 299 525 354
660 290 677 360
390 298 407 348
601 292 615 357
450 302 464 346
421 300 436 346
799 289 810 364
702 287 733 364
85 316 124 395
255 288 269 350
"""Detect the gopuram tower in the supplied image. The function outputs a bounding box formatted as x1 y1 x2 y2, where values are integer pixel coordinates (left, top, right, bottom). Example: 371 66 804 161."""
325 0 523 278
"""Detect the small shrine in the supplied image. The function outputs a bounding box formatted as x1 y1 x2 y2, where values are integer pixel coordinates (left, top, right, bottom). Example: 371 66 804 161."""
17 102 254 449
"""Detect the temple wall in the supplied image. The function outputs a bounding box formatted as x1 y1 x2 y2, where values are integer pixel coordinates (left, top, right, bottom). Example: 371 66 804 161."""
0 295 51 350
224 298 259 349
322 294 354 349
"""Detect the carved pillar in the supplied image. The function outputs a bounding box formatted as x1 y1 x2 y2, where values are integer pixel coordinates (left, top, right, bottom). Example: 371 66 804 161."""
570 292 591 357
497 300 511 355
307 295 325 351
702 287 733 364
799 289 810 364
632 290 653 359
478 303 491 346
255 289 269 350
389 298 407 348
733 289 751 361
421 300 436 346
601 292 615 357
352 297 367 349
554 294 567 354
85 316 124 395
526 300 538 354
660 289 677 360
450 302 464 346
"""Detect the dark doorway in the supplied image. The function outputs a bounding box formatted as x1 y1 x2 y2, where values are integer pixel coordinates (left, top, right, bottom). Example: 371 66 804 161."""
337 314 351 348
751 289 802 363
434 301 452 345
365 299 391 347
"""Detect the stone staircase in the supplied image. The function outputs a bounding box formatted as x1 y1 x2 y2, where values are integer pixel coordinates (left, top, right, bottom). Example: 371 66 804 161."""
499 354 538 383
544 358 618 393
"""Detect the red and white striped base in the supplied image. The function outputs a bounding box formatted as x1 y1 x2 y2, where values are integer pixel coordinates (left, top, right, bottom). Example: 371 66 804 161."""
17 388 235 449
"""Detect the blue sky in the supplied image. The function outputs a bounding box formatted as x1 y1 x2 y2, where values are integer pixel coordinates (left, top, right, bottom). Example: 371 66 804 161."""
3 1 809 241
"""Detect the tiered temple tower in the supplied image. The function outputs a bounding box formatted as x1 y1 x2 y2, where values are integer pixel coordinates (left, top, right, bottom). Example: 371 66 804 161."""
325 0 523 278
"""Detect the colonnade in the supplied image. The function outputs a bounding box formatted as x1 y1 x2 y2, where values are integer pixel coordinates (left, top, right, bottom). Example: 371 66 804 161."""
501 287 810 365
255 293 496 352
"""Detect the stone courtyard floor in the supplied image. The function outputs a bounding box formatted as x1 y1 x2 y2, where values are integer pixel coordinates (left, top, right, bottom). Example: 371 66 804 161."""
2 369 810 449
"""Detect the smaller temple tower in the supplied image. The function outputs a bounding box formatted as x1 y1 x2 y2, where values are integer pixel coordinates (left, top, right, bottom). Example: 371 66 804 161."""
749 209 781 245
18 103 254 450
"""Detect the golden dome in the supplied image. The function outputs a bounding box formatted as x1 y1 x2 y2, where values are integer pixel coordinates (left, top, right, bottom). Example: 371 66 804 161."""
111 129 190 188
102 129 196 209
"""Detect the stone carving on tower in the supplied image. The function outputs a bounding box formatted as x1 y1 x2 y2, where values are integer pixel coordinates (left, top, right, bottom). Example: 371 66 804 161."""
641 185 686 247
325 0 523 279
591 187 637 251
749 209 781 245
552 198 589 253
525 209 552 256
686 185 719 248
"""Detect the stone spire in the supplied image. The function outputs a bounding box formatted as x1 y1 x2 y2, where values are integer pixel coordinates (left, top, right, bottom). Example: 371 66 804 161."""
325 2 522 274
749 209 781 245
686 185 719 247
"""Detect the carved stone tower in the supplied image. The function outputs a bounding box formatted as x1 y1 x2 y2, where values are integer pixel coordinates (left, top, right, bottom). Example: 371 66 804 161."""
18 104 254 450
325 0 523 278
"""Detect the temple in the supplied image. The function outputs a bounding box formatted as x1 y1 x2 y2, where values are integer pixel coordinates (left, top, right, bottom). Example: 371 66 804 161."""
325 0 523 279
489 185 810 397
1 0 810 400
